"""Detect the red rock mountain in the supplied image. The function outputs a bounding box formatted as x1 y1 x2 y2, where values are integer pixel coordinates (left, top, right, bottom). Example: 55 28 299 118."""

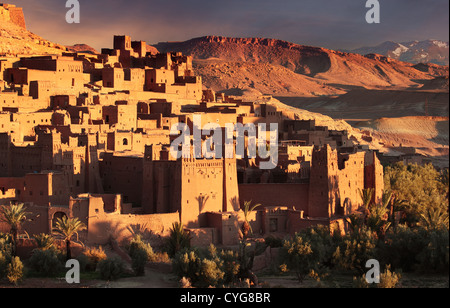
153 36 448 96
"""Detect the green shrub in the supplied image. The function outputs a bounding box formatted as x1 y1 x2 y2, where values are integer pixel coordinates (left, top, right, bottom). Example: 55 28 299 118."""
199 258 224 287
0 251 10 279
82 246 107 271
172 249 199 282
98 256 126 281
332 227 377 274
416 229 449 273
279 233 314 282
76 253 90 272
28 248 64 276
378 226 449 273
172 248 226 287
265 236 283 248
128 235 155 262
217 249 240 285
377 266 401 288
131 247 148 276
7 256 23 285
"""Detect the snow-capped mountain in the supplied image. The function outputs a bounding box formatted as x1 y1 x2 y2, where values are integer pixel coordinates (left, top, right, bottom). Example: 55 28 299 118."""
350 40 449 66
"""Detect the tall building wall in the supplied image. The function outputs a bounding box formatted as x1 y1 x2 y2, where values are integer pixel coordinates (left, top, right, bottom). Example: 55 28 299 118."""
308 145 378 219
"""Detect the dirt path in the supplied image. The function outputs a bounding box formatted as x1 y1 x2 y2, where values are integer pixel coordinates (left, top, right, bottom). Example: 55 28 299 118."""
94 266 179 288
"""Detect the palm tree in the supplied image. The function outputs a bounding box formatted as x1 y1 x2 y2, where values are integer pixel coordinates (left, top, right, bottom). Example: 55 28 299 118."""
0 203 30 257
166 222 191 258
241 201 261 239
33 233 55 250
52 216 86 260
366 190 393 239
418 206 449 231
389 194 408 231
358 188 375 212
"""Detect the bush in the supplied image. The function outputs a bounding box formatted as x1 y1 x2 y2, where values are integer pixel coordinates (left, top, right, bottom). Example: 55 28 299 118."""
353 265 402 289
332 227 377 274
131 247 148 276
76 253 90 272
172 248 226 288
7 256 23 285
28 248 64 276
378 226 449 273
0 235 12 279
128 235 155 262
199 258 225 287
82 246 107 271
217 249 240 285
279 233 314 282
98 256 125 281
0 250 10 279
172 249 200 283
416 229 449 273
265 236 283 248
378 266 401 288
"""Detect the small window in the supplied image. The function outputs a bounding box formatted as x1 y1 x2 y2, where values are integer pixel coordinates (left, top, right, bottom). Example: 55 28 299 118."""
269 218 278 232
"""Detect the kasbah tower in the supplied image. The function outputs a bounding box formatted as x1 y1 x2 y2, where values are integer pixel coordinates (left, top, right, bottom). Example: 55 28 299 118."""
0 3 384 249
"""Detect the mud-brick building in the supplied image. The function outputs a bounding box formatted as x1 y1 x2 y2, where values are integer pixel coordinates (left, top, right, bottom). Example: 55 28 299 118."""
239 145 384 236
142 151 240 229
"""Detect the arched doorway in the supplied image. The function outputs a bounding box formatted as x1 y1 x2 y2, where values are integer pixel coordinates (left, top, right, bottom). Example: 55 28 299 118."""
52 212 68 228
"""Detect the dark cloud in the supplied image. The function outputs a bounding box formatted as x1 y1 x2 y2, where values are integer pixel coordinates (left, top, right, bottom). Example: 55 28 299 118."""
13 0 449 50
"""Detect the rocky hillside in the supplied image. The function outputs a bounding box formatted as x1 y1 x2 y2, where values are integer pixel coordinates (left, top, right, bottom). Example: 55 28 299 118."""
154 36 447 97
65 44 99 55
0 15 66 55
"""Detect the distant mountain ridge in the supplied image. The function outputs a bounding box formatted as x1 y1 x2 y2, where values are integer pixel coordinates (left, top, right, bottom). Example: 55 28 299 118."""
152 36 448 98
348 40 449 66
65 44 99 55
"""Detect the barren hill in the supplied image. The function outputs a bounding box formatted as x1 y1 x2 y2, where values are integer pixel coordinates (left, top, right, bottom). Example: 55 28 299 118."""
281 89 449 120
154 36 446 94
352 116 449 168
0 10 66 55
65 44 99 55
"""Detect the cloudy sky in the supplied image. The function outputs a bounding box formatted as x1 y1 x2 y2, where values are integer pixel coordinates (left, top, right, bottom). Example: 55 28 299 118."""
13 0 450 51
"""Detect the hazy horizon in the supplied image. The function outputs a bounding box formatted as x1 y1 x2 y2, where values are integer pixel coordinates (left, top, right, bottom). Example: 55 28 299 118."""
12 0 450 51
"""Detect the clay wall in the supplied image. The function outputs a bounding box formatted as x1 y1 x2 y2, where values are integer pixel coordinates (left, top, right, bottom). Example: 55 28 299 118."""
239 183 309 213
114 35 132 51
19 173 69 207
308 145 339 218
102 67 124 88
142 160 182 215
102 104 136 130
180 159 225 227
100 153 143 207
74 192 179 245
145 68 175 91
